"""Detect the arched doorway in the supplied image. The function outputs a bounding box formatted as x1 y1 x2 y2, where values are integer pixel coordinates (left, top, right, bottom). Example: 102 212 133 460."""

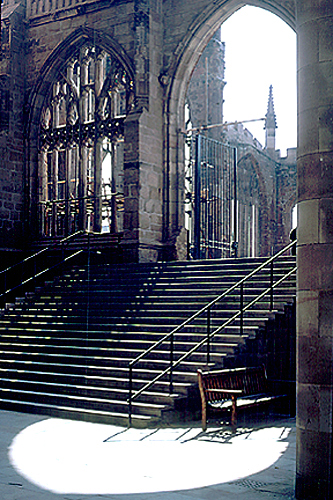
176 4 296 259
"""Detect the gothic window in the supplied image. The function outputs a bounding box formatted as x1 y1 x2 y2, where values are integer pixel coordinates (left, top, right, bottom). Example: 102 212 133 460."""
38 43 133 237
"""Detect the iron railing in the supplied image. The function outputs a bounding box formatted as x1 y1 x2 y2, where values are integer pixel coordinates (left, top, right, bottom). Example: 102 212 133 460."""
128 240 297 425
0 230 89 307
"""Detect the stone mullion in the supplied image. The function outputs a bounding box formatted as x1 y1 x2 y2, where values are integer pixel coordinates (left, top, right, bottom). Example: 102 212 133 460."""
51 149 58 236
67 59 75 90
93 52 104 233
64 148 71 236
70 146 80 232
38 151 48 236
80 52 89 123
93 137 103 232
78 52 89 231
110 141 118 234
52 82 60 128
78 145 87 231
95 52 104 98
81 88 89 124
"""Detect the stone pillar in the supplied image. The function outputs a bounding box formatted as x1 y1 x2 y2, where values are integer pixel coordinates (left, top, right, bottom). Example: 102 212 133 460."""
296 1 333 498
123 109 163 263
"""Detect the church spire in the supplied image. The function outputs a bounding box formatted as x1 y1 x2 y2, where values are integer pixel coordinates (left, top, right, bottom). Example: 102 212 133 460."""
265 85 277 152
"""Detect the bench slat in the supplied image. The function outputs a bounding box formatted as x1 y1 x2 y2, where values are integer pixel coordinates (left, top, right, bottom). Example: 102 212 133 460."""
197 365 286 431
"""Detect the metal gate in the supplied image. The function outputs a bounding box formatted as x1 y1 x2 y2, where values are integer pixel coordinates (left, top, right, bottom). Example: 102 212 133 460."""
185 134 237 259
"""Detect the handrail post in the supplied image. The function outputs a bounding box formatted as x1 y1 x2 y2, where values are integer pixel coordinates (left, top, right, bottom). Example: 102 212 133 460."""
207 307 211 365
87 231 91 266
193 134 201 259
240 282 244 336
128 363 133 427
86 232 91 332
33 256 37 289
270 261 274 310
169 333 174 394
61 240 65 275
21 259 24 291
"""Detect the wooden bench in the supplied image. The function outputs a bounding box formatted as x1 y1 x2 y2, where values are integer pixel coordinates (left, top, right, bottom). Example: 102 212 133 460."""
197 365 286 431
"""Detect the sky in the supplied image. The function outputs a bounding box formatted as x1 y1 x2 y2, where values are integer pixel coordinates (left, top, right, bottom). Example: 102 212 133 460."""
220 6 297 156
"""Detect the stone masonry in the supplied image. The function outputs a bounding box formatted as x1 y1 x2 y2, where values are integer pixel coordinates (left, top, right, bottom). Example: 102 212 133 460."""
1 1 333 498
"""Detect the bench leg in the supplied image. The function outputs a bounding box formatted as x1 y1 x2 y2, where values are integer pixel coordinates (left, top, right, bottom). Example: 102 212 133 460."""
231 395 237 428
201 403 207 431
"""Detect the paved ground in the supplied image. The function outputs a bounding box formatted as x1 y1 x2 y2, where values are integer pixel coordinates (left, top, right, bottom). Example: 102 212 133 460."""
0 410 296 499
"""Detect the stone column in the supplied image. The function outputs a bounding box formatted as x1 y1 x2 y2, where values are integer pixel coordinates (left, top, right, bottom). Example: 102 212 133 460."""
123 112 141 262
296 1 333 498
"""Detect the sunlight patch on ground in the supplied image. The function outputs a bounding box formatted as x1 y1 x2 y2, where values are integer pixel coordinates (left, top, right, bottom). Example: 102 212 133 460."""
8 418 290 495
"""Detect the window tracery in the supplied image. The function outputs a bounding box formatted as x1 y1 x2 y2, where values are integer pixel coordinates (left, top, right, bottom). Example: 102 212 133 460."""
38 42 133 237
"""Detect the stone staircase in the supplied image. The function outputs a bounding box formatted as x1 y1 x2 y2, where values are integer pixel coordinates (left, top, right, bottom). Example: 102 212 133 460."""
0 255 296 427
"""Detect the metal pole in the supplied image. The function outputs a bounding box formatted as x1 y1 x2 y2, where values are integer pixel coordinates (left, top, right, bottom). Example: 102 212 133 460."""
194 134 201 259
186 229 190 260
207 307 211 364
240 282 244 336
169 333 174 394
270 261 274 310
233 147 238 255
61 239 65 275
86 232 91 332
33 257 37 289
128 364 133 427
205 57 209 130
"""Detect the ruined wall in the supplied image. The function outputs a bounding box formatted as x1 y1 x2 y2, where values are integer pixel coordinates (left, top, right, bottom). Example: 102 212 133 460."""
233 139 296 257
0 0 296 263
0 2 26 253
24 0 165 262
186 29 226 142
276 148 297 247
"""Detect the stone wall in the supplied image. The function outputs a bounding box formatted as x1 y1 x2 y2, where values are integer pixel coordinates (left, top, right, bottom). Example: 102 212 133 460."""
23 0 165 262
0 2 26 253
0 0 296 261
2 0 333 497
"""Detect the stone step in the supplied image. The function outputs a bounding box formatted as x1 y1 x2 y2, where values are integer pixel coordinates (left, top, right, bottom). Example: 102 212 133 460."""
0 367 192 393
0 254 296 425
0 357 202 384
0 397 155 428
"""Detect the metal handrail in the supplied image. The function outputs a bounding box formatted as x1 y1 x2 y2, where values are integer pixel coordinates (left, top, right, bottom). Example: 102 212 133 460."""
0 230 86 303
128 240 297 425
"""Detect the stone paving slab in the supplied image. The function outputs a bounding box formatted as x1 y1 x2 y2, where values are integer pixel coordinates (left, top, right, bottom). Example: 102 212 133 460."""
0 410 296 500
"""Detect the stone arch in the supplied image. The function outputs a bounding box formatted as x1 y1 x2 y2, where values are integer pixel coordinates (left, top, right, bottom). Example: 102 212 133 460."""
26 27 135 240
28 27 135 129
162 0 296 247
166 0 295 124
237 151 270 256
280 189 297 243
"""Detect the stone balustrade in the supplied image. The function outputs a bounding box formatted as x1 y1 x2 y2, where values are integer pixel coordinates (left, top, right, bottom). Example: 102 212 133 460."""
26 0 99 19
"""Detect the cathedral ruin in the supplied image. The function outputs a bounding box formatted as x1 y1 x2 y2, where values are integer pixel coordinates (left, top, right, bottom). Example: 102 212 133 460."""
1 1 333 499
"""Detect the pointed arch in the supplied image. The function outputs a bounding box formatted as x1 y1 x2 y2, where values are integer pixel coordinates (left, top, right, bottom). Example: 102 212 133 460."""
162 0 295 245
25 28 135 240
237 151 270 256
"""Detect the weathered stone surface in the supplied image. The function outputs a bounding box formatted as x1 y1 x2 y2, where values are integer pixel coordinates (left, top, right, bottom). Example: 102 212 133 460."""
1 2 333 494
